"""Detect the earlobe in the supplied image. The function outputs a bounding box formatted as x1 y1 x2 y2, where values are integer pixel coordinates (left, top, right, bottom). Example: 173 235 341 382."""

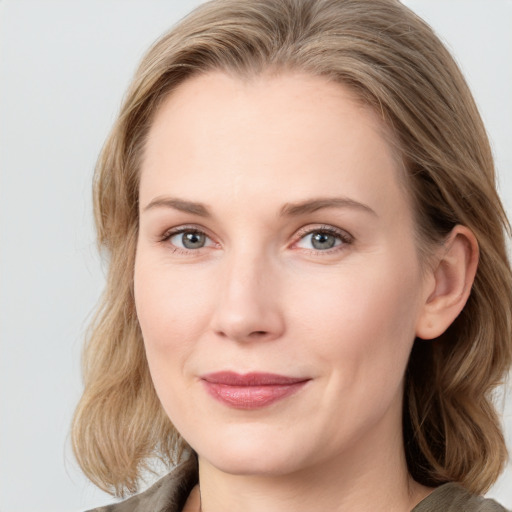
415 226 479 340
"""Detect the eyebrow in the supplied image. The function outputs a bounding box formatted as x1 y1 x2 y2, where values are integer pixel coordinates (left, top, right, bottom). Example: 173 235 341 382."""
143 197 211 216
280 197 377 217
142 196 377 217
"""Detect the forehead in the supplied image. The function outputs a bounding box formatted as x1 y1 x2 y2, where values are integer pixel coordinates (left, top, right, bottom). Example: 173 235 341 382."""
140 71 407 219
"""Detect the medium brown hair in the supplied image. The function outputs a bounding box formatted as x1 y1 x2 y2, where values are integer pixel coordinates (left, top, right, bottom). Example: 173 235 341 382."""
72 0 512 497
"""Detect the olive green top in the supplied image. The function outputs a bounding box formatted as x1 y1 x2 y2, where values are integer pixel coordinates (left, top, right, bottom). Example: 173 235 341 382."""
412 482 507 512
88 457 508 512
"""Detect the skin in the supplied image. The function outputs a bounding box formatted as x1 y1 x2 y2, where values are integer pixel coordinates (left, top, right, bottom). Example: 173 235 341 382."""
134 71 477 512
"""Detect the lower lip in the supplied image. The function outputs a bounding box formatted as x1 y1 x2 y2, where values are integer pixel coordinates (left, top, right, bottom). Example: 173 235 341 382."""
202 381 308 409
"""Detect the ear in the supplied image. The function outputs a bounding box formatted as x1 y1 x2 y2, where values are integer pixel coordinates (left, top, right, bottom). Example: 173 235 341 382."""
415 225 479 340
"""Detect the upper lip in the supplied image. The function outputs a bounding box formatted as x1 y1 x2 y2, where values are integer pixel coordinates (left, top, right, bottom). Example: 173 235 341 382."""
201 371 310 386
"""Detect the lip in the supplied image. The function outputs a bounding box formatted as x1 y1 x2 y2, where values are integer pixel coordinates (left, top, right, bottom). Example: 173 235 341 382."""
200 371 310 409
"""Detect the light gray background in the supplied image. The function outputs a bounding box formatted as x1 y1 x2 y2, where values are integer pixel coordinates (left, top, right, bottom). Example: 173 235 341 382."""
0 1 511 511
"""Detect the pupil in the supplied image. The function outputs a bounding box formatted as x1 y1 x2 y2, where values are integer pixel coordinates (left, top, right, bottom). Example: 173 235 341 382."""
312 232 335 250
183 231 205 249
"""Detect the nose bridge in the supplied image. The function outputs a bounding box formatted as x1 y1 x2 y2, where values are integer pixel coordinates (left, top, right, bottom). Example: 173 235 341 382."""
211 245 284 342
226 248 265 300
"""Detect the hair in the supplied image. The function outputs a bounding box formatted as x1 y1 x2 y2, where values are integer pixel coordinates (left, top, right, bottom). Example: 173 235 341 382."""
72 0 512 498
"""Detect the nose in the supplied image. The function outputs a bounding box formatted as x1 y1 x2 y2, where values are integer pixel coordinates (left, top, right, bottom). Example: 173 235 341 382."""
210 252 285 343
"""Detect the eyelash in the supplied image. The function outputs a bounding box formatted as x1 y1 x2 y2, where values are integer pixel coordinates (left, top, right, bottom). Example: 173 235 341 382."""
159 224 353 255
159 225 217 256
293 225 353 254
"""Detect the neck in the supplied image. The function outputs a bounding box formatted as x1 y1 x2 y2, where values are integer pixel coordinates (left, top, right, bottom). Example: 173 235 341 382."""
195 421 432 512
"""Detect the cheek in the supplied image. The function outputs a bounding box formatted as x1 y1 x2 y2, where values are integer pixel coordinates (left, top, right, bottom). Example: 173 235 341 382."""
134 256 212 345
288 255 422 376
133 253 214 425
133 258 217 402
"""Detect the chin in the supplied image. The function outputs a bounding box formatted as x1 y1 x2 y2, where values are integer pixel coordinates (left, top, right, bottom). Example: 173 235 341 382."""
203 451 302 477
192 427 309 477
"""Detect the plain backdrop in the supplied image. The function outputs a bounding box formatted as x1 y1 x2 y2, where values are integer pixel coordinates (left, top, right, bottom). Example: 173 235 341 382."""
0 1 511 511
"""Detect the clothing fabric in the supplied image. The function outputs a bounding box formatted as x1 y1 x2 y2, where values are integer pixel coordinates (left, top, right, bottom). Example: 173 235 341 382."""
87 457 198 512
87 457 508 512
411 484 508 512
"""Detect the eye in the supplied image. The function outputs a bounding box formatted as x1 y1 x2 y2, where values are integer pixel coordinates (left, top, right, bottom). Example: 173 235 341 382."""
295 226 352 252
163 228 215 251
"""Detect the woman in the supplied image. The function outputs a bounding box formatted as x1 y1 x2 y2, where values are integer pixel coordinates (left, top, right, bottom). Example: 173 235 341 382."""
72 0 512 510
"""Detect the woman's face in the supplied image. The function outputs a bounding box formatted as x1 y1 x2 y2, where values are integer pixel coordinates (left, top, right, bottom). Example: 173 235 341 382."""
135 71 432 476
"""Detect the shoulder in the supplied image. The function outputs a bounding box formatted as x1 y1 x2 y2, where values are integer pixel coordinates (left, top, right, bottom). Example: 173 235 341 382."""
413 483 509 512
85 457 198 512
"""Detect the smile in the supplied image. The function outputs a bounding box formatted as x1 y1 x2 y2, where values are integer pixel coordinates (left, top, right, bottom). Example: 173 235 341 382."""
200 372 310 409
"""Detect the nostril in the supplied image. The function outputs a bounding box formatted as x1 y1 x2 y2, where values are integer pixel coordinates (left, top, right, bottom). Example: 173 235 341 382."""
249 331 268 338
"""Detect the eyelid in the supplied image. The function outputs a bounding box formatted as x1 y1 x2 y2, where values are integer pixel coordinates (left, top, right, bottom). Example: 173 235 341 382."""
292 224 354 252
294 224 352 239
157 223 353 254
159 224 218 252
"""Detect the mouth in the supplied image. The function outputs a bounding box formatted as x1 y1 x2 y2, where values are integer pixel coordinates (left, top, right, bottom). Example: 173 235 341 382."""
200 371 310 409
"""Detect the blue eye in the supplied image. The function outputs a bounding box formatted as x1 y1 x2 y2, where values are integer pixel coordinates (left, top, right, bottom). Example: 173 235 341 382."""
309 232 338 250
167 229 213 250
296 227 351 251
